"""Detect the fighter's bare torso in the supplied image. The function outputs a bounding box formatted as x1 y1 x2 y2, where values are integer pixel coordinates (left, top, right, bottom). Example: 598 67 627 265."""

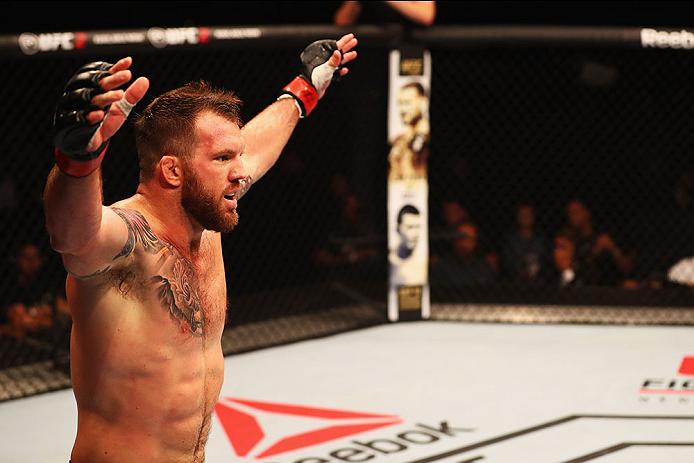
68 199 227 463
41 32 359 463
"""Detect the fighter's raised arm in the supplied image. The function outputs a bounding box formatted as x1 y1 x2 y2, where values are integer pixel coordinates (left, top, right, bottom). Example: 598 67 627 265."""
38 31 363 463
43 57 149 278
240 33 358 188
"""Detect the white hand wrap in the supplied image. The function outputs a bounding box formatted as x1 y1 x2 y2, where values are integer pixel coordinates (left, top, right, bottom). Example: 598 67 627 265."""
311 60 340 99
116 96 135 119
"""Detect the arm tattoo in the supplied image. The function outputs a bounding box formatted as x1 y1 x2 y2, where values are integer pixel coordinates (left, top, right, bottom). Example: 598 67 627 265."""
70 207 157 279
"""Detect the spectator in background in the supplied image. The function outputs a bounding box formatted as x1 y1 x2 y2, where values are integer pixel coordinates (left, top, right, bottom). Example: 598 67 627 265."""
546 230 584 287
430 222 497 286
501 203 549 283
561 198 633 286
0 242 67 339
431 198 469 260
441 198 469 230
656 170 694 285
326 172 353 224
313 192 381 277
334 1 436 27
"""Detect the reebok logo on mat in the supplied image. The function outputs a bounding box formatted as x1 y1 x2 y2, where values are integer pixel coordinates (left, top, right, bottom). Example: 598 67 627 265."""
214 398 402 459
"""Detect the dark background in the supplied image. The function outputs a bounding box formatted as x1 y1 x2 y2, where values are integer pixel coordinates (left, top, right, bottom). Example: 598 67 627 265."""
3 0 694 401
1 1 692 33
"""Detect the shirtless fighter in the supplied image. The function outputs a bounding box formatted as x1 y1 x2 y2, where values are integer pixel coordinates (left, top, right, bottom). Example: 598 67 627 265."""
43 33 358 463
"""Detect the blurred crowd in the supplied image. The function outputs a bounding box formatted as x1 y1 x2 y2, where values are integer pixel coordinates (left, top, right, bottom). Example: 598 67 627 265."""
312 168 694 292
3 0 694 359
4 165 694 351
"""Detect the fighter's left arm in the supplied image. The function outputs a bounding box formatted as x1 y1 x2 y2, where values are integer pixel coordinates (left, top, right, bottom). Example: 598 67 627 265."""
241 33 358 185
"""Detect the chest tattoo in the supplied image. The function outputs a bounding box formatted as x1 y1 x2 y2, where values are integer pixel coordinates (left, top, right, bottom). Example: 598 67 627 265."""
151 258 204 336
112 207 206 336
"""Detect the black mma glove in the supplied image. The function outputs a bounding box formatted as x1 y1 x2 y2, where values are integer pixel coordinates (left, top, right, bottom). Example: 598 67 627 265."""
280 39 342 118
53 61 113 176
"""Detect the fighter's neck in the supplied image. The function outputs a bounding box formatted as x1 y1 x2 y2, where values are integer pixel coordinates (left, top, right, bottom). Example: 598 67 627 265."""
128 186 204 256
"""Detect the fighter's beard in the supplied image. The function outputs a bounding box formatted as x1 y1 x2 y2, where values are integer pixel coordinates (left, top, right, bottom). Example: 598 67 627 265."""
182 169 239 233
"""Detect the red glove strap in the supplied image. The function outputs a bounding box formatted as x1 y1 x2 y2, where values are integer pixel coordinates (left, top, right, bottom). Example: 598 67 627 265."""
54 144 108 178
283 76 319 117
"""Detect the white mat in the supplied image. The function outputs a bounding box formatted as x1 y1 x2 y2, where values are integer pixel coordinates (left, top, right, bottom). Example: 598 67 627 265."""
1 321 693 462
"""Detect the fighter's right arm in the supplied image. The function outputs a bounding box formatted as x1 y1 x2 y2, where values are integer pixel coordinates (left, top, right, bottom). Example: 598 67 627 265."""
43 57 149 278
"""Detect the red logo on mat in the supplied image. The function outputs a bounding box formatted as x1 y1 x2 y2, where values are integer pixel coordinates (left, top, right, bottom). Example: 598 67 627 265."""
214 398 402 459
678 356 694 376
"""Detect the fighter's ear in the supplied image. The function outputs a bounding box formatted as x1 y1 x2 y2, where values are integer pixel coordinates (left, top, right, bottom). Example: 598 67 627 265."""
159 155 182 187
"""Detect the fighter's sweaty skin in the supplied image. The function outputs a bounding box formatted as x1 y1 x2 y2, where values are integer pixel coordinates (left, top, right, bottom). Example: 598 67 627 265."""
69 206 226 463
113 207 205 336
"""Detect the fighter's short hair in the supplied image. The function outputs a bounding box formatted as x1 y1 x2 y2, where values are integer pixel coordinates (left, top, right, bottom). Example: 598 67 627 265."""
133 80 243 181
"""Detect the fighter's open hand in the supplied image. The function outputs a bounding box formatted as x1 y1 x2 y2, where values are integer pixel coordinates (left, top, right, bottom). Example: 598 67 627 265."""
281 33 358 117
333 33 358 79
310 33 358 99
53 57 149 157
84 57 149 153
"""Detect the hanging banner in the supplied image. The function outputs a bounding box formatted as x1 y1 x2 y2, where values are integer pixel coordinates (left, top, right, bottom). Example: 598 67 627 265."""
387 46 431 322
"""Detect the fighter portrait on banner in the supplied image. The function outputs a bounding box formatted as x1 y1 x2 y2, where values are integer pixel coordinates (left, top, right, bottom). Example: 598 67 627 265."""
387 49 431 321
389 203 427 286
388 81 430 182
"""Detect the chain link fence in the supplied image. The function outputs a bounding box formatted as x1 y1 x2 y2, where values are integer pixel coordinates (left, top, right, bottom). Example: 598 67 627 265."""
0 34 391 400
2 26 694 402
429 44 694 308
